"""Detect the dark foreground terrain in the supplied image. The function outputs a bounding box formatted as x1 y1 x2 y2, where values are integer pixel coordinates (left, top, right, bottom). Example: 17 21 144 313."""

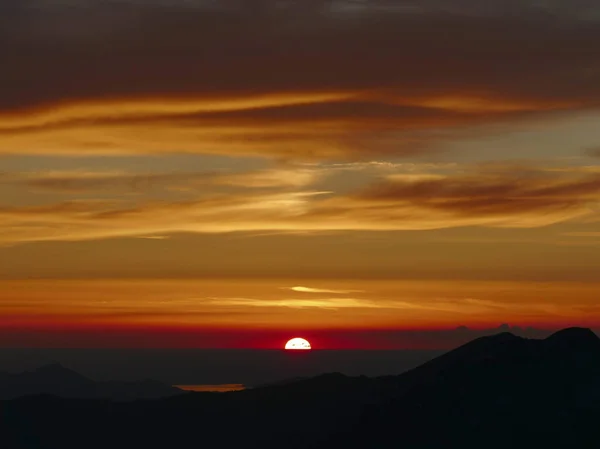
2 328 600 449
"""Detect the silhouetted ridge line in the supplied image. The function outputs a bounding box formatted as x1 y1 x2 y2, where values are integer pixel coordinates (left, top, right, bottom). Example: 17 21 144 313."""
545 327 600 349
2 328 600 449
31 363 91 382
0 364 184 401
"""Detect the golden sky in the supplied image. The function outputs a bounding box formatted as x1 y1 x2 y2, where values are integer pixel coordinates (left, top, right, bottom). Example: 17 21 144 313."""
1 1 600 348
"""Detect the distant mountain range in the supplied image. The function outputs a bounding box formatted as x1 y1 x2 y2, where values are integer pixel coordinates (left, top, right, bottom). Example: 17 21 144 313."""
0 363 183 401
2 327 600 449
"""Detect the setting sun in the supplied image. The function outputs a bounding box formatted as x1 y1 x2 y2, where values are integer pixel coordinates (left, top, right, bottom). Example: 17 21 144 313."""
285 338 312 350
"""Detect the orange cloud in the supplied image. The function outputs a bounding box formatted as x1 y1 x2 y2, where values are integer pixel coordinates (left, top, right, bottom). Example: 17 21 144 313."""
1 164 600 244
0 94 572 159
12 168 321 193
289 286 363 294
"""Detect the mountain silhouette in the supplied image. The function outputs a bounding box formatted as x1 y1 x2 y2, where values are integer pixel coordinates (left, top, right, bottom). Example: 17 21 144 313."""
545 327 600 352
393 327 600 389
0 363 183 401
1 328 599 449
340 327 600 448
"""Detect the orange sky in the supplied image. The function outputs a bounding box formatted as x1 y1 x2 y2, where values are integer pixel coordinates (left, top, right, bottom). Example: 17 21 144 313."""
1 1 600 348
1 278 598 349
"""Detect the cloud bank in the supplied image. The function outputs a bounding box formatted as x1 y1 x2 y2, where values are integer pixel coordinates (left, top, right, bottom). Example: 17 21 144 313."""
1 0 600 159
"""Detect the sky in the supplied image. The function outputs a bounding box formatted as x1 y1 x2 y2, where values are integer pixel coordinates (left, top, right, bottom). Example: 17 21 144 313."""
1 0 600 349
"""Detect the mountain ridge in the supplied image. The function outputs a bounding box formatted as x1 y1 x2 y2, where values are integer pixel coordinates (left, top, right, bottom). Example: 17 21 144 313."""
2 327 600 448
0 363 184 401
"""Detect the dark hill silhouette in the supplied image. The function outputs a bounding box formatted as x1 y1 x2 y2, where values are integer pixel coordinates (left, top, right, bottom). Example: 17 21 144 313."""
1 328 599 449
390 326 600 390
340 327 600 448
0 363 183 401
545 327 600 352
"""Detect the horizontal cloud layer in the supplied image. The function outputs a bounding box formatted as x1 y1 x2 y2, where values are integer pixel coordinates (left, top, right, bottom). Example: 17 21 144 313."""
2 167 319 193
1 0 599 159
2 277 600 347
2 163 599 243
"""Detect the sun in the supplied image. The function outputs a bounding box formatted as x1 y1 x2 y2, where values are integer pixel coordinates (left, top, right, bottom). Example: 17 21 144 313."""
285 337 312 350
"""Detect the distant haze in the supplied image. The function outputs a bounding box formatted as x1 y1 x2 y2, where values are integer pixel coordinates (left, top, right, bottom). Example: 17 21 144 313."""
0 349 445 386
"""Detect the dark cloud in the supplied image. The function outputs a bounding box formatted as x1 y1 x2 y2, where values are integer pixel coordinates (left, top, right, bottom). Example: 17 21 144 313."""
1 1 600 111
1 1 598 159
357 168 600 219
189 101 468 124
585 147 600 158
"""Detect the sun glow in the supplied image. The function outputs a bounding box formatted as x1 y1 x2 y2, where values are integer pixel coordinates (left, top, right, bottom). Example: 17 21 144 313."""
285 338 312 350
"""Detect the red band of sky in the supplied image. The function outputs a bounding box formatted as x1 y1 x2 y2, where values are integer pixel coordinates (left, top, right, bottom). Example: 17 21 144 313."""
1 320 596 350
